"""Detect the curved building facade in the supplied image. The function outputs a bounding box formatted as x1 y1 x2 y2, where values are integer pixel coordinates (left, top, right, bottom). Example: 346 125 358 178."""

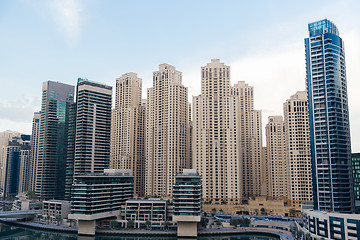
305 19 354 213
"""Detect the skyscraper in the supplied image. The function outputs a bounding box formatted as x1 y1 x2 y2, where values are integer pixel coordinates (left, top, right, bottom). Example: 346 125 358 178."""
1 135 30 198
265 116 287 198
284 91 312 201
18 135 31 194
305 19 354 213
35 81 75 200
146 64 191 197
110 73 145 196
193 59 262 204
29 112 41 191
73 78 112 175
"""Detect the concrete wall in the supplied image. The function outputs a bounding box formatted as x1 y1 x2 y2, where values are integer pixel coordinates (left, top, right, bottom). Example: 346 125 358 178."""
78 220 96 236
177 222 198 237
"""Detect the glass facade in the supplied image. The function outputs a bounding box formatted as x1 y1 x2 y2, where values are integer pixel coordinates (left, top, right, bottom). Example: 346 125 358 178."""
305 19 355 213
352 153 360 213
173 171 202 216
70 173 134 215
35 81 75 200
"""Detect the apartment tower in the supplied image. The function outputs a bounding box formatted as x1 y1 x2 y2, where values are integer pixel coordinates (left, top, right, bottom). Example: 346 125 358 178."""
305 19 354 213
193 59 262 204
265 116 287 198
74 78 112 174
29 112 41 191
35 81 75 200
284 91 312 201
146 64 190 197
110 73 145 196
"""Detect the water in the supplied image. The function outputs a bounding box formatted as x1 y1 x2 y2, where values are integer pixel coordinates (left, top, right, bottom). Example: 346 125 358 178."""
0 223 279 240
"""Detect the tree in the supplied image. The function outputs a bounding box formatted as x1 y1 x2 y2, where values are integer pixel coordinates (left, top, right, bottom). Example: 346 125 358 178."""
127 220 134 229
211 208 217 215
2 203 12 211
26 190 38 200
145 220 151 230
110 220 117 229
46 215 51 224
164 221 169 231
36 214 42 223
55 215 62 226
289 208 296 217
203 212 207 217
260 208 266 215
200 218 209 228
215 219 222 229
240 218 251 226
230 219 239 228
68 219 74 227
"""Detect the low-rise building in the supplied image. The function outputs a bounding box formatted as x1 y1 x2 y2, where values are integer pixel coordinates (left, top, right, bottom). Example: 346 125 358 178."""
68 169 134 235
203 196 301 217
12 193 41 211
172 169 202 237
42 200 71 224
302 209 360 240
118 198 173 228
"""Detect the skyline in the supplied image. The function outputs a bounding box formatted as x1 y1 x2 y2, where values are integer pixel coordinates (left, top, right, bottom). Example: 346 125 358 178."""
1 0 360 151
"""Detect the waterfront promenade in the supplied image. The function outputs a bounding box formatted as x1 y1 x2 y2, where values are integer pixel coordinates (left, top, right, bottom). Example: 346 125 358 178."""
0 219 294 240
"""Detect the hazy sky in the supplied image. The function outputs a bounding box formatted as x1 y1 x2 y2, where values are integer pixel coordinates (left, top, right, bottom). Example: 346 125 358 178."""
1 0 360 151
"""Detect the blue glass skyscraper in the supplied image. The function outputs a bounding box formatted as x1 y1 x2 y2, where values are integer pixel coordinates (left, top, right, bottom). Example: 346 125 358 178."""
305 19 355 213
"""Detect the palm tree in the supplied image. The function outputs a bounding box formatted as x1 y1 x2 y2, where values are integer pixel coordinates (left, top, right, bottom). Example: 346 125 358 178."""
36 214 42 223
145 220 151 230
110 220 117 229
211 208 217 216
289 208 296 217
215 219 222 229
230 219 239 228
55 215 62 226
127 220 134 229
260 208 266 215
164 221 169 231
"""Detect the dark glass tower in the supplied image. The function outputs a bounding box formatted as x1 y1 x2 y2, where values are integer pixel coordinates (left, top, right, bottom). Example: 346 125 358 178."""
35 81 75 200
305 19 355 213
352 153 360 213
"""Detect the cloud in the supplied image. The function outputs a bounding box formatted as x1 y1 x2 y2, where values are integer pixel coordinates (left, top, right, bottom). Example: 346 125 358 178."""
50 0 82 43
0 96 40 123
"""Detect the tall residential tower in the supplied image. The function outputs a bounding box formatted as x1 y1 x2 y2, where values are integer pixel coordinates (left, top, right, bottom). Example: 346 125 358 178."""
284 91 312 201
146 64 191 197
305 19 354 213
65 79 112 200
110 73 145 196
35 81 75 200
193 59 262 204
265 116 287 198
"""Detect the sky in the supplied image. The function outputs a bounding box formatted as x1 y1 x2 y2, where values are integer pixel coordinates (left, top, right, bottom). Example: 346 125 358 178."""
1 0 360 151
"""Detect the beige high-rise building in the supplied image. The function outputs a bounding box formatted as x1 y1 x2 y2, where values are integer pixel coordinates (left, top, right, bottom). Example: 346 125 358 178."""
193 59 262 204
265 116 288 198
284 91 312 201
146 64 190 197
110 73 145 196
